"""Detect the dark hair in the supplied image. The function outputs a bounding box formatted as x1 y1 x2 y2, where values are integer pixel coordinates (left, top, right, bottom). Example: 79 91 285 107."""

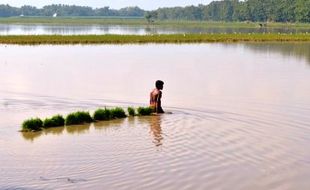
155 80 164 88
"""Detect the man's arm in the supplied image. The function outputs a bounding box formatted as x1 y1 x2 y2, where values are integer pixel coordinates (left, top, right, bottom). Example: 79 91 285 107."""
156 91 164 113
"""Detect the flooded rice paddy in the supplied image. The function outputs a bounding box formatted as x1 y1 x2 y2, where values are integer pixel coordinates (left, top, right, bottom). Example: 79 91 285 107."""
0 43 310 189
1 24 310 35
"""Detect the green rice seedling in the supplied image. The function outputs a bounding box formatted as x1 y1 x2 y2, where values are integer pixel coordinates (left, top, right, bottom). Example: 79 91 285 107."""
137 107 153 116
127 107 136 116
110 107 127 119
93 108 111 121
43 115 65 128
22 118 43 131
76 111 93 123
65 111 93 125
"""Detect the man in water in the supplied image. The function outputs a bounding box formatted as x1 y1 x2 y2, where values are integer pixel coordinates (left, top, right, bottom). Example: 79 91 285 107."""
150 80 165 114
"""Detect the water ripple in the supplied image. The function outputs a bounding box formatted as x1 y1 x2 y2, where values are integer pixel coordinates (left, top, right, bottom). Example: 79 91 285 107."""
1 93 310 189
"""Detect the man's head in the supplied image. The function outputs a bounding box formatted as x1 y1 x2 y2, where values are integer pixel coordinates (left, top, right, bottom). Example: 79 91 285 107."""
155 80 164 90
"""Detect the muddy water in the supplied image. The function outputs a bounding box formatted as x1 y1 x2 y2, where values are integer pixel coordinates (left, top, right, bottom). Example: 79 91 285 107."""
1 24 310 35
0 43 310 189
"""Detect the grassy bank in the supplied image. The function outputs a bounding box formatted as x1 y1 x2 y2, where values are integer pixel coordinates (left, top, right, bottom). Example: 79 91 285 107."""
1 17 310 29
1 33 310 45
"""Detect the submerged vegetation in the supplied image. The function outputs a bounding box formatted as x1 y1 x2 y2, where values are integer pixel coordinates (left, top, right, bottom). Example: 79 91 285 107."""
21 107 154 132
1 33 310 45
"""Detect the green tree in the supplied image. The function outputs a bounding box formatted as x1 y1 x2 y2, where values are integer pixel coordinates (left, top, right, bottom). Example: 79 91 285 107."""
295 0 310 22
0 4 19 17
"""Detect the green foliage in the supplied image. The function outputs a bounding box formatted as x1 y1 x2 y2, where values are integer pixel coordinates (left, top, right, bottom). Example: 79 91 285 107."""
137 107 153 116
118 6 144 17
1 1 310 23
150 0 310 23
295 0 310 23
22 118 43 131
93 108 111 121
65 111 93 125
0 4 144 17
43 115 65 128
0 5 19 17
0 17 147 26
110 107 127 119
127 107 136 116
145 11 158 23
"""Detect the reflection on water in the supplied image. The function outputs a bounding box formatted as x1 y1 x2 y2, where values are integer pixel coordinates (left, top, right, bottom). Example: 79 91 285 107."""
1 43 310 189
1 24 310 35
21 131 43 142
66 124 91 135
241 43 310 65
21 127 64 141
149 116 163 147
93 118 125 130
45 126 65 135
21 117 163 147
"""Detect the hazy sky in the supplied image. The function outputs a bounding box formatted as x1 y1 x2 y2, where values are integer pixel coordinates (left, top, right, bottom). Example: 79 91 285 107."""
2 0 214 10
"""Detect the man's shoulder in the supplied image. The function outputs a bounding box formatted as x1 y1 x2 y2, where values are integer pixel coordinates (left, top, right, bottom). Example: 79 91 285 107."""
151 88 159 95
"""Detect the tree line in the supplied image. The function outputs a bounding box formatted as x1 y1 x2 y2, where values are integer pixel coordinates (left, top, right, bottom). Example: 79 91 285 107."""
0 0 309 23
147 0 310 23
0 4 144 17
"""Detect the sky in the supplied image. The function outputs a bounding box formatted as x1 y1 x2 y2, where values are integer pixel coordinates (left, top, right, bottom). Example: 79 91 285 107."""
2 0 214 10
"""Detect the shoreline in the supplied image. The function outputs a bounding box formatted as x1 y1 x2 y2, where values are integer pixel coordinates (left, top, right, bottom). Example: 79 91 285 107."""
1 18 310 29
1 34 310 45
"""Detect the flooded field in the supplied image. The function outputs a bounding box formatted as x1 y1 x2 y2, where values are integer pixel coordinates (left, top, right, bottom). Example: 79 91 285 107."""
1 24 310 35
1 43 310 189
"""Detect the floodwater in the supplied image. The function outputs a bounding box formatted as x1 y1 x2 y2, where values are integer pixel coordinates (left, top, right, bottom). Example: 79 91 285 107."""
0 43 310 189
1 24 310 35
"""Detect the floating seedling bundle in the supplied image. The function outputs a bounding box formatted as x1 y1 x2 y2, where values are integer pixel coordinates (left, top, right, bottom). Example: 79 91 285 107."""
21 106 155 132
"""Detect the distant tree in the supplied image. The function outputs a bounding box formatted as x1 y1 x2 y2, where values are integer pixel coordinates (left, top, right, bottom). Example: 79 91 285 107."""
95 6 117 16
0 4 19 17
145 11 158 23
20 6 40 16
0 1 309 23
295 0 310 22
118 6 144 17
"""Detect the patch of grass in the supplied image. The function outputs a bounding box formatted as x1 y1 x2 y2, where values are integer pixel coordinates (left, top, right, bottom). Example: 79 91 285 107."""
65 111 93 125
127 107 136 116
1 33 310 45
22 118 43 132
110 107 127 119
43 115 65 128
137 107 153 116
93 108 111 121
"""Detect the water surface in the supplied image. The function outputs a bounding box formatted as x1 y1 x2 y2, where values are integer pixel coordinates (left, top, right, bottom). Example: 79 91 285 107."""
1 43 310 189
1 24 310 35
